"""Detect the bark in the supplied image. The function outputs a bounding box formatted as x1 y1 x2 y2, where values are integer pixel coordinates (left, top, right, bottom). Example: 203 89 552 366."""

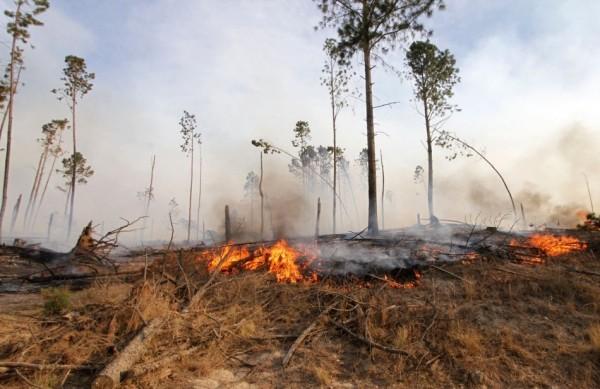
10 193 21 233
0 3 21 240
362 37 378 235
67 93 76 238
259 152 264 240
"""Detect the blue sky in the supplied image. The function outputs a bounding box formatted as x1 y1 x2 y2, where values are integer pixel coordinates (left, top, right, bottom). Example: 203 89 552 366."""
3 0 599 241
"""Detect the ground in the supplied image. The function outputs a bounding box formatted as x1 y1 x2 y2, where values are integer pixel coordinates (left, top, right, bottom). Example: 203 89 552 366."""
0 232 599 388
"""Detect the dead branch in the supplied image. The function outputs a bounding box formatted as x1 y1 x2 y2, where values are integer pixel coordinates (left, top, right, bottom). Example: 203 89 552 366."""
282 302 337 367
0 361 96 370
329 319 414 358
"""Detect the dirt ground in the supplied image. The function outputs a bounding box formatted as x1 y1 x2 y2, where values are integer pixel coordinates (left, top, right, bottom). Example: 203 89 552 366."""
1 235 599 388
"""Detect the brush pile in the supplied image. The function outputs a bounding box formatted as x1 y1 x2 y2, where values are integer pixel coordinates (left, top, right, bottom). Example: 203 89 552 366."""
0 227 599 388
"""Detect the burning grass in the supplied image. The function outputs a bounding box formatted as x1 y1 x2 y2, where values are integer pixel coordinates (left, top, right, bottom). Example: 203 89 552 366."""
0 232 599 387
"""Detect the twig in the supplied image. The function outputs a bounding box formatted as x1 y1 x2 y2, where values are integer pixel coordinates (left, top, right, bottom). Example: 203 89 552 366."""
15 368 43 389
430 265 472 284
561 265 600 278
329 320 414 358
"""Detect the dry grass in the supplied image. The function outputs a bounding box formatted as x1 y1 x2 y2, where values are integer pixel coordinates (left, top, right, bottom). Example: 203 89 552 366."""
1 244 600 388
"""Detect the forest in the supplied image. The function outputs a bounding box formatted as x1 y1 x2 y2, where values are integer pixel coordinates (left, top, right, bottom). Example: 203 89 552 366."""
0 1 599 388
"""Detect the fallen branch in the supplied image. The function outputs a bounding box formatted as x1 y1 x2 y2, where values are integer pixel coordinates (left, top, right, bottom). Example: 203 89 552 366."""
430 265 472 284
329 319 413 357
0 361 96 370
282 302 337 367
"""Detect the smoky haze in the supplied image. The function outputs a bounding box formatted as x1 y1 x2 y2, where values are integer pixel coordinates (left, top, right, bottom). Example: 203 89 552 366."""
2 0 599 249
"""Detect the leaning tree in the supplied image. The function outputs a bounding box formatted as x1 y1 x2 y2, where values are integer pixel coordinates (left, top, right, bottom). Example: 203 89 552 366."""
0 0 49 239
406 40 460 223
314 0 445 235
52 55 95 238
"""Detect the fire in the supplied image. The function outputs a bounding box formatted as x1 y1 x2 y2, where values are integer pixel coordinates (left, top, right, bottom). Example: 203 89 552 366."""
201 240 317 283
510 233 587 264
527 234 587 256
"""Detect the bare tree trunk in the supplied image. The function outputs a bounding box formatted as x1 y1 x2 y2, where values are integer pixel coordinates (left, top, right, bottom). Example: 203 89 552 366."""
520 203 527 229
380 149 384 230
196 142 202 240
67 93 77 238
64 185 71 218
28 148 50 228
330 61 337 234
0 66 21 146
423 99 435 223
23 152 45 228
10 194 21 233
584 174 594 213
224 205 231 242
187 132 194 243
259 152 264 240
362 37 378 235
0 4 21 241
315 197 321 239
33 130 64 227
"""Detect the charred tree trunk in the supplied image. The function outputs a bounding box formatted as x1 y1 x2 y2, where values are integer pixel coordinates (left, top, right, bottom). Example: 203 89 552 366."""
315 197 321 239
224 205 231 242
362 36 378 235
380 149 385 230
47 212 54 241
10 194 21 233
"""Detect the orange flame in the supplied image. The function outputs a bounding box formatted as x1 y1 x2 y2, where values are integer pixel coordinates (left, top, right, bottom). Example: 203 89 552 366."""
527 234 587 256
201 240 317 283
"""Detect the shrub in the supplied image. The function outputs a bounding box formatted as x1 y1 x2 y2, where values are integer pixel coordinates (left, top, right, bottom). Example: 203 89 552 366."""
42 287 72 315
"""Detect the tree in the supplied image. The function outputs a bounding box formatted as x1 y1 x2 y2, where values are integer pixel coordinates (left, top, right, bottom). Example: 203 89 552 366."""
56 152 94 207
195 131 203 241
178 110 199 243
52 55 95 238
406 41 459 223
322 38 350 233
315 0 444 235
0 0 49 240
289 120 315 192
32 119 68 226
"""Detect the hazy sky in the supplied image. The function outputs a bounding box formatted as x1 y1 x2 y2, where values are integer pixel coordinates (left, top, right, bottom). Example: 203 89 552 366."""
2 0 599 242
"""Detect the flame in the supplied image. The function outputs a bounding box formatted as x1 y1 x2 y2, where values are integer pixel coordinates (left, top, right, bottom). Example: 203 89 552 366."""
527 234 587 256
510 234 587 264
201 240 317 283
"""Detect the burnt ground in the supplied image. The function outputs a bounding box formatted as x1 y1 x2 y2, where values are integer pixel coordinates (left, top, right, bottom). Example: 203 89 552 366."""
0 230 600 388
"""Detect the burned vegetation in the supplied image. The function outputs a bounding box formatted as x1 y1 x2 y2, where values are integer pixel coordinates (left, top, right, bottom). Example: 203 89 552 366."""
1 222 600 388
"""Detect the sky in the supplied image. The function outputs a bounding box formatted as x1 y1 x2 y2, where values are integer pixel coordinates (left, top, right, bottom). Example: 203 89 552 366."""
1 0 599 245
